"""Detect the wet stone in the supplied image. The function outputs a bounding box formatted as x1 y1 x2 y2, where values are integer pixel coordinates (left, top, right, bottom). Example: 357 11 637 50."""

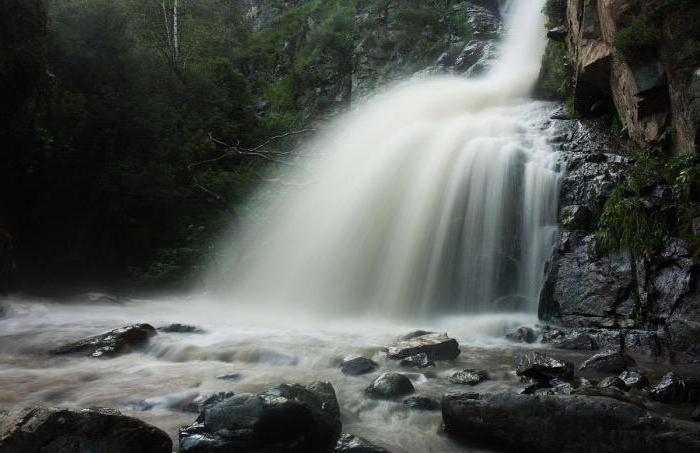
448 369 489 386
335 433 389 453
50 324 157 358
365 373 415 399
399 352 435 369
384 333 460 361
403 395 440 411
341 356 378 376
516 352 574 382
619 370 648 389
599 376 627 391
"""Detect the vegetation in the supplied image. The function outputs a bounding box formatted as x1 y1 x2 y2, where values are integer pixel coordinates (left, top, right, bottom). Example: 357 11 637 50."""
613 15 661 63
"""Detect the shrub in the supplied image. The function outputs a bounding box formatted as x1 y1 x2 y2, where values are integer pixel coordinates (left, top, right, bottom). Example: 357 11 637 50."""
614 15 660 62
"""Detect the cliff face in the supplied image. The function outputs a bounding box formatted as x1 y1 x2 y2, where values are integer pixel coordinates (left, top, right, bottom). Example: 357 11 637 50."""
561 0 700 152
539 0 700 363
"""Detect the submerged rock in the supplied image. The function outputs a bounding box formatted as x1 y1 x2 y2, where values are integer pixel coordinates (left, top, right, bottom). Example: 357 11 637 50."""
384 333 460 361
365 373 415 399
399 352 435 369
504 326 536 343
516 352 574 382
649 372 700 404
157 323 204 334
403 396 440 411
50 324 156 358
442 392 700 452
179 381 341 453
579 351 634 374
0 406 172 453
341 356 378 376
335 433 389 453
216 373 242 381
448 369 488 386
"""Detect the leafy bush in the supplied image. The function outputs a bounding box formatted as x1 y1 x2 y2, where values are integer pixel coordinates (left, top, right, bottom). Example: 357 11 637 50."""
614 15 660 62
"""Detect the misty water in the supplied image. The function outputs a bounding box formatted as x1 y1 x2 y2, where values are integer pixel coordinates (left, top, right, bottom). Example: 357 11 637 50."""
0 1 585 451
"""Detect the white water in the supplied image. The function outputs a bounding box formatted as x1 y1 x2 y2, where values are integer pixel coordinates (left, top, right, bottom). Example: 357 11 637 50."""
213 0 561 317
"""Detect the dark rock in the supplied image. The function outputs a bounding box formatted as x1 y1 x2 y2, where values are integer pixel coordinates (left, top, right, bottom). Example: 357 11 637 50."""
560 205 594 231
442 392 700 452
575 377 593 389
619 370 648 389
179 382 341 453
516 352 574 382
399 352 434 369
0 406 172 453
216 373 242 381
572 386 646 409
521 379 574 396
335 433 389 453
50 324 156 358
188 392 235 415
397 330 434 341
341 356 378 376
547 25 568 42
692 406 700 422
365 373 415 399
403 396 440 411
649 372 700 404
599 376 627 390
504 326 535 343
579 351 634 374
448 369 488 386
549 331 597 350
157 323 204 334
384 333 460 361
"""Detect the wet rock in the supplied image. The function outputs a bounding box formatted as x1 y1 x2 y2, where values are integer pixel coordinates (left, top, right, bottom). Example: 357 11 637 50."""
365 373 415 399
549 330 597 350
560 205 595 231
572 386 646 409
399 352 434 369
50 324 156 358
575 377 593 389
521 379 574 396
599 376 627 390
341 356 378 376
442 392 700 452
216 373 242 381
397 330 434 341
157 323 204 334
649 372 700 404
579 351 634 374
187 392 235 415
335 433 389 453
403 396 440 411
0 406 172 453
384 333 460 361
619 370 648 389
516 352 574 382
448 369 488 386
180 382 341 453
504 326 535 343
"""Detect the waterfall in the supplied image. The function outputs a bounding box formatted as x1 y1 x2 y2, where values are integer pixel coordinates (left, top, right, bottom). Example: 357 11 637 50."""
213 0 561 317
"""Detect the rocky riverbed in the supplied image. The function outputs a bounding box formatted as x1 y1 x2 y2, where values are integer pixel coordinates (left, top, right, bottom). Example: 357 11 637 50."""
1 296 699 452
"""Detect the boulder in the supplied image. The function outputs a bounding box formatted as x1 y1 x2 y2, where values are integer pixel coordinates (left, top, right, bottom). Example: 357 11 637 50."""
383 333 460 361
504 326 535 344
403 396 440 411
50 324 156 358
521 379 574 396
547 25 568 42
598 376 627 390
547 330 597 350
619 370 648 389
341 356 378 376
398 353 434 369
579 351 634 374
0 406 172 453
365 373 415 399
442 392 700 452
335 434 389 453
448 369 488 386
179 382 341 453
649 372 700 404
157 323 203 334
516 352 574 382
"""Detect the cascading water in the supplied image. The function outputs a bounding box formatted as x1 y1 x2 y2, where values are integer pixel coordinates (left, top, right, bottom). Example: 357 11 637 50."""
214 0 560 317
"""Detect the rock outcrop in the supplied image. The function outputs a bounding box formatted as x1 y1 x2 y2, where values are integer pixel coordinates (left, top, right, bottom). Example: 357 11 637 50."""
50 324 157 358
442 392 700 452
0 406 172 453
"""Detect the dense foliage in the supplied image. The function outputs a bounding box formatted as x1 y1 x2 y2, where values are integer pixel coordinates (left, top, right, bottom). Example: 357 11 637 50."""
1 0 476 292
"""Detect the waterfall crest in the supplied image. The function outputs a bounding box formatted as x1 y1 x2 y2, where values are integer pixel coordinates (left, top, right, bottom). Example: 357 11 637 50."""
213 0 561 316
